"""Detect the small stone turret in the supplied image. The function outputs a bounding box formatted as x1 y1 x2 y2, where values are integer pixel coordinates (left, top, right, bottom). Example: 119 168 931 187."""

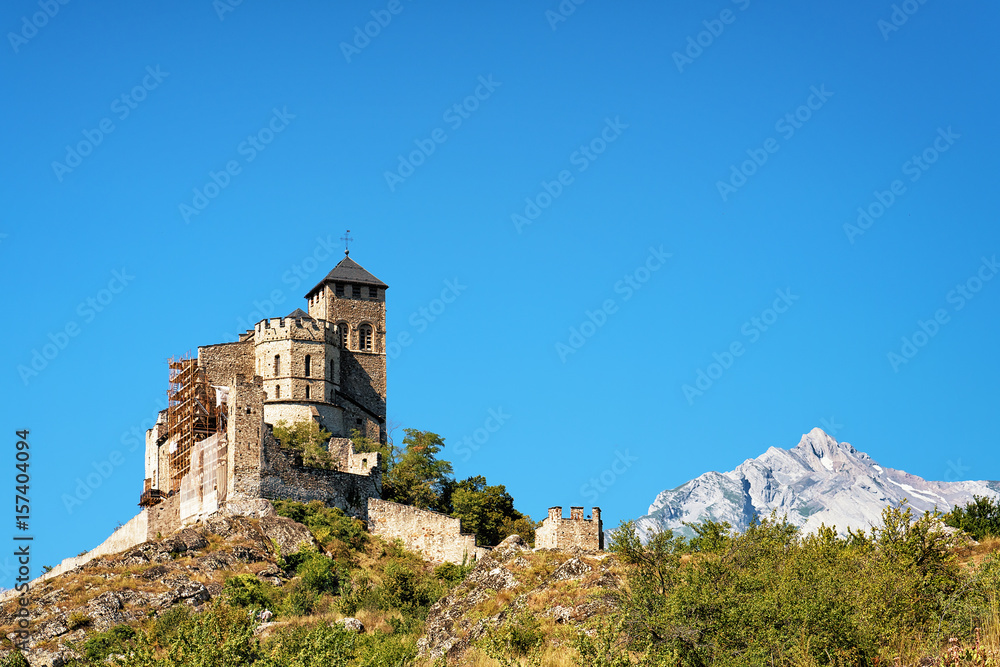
535 505 603 551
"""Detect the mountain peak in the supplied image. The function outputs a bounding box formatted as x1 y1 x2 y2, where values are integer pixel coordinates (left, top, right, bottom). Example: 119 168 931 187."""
635 429 1000 541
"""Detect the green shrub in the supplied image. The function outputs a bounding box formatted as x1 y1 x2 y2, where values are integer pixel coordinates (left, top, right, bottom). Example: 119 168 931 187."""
0 652 29 667
282 581 318 617
273 500 367 554
273 421 335 469
67 610 92 630
222 574 275 610
82 624 136 663
478 612 544 664
945 495 1000 540
258 624 355 667
150 604 191 647
433 560 472 585
375 560 439 612
354 633 416 667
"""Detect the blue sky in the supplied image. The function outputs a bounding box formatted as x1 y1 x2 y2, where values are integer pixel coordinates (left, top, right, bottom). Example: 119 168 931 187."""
2 0 998 582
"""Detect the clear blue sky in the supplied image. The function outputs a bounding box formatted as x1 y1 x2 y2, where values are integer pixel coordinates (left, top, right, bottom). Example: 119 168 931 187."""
2 0 998 583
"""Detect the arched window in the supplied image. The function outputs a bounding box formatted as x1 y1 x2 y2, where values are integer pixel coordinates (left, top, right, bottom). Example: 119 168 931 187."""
275 384 281 399
304 354 311 377
305 385 310 400
359 324 373 351
273 355 280 375
337 323 349 348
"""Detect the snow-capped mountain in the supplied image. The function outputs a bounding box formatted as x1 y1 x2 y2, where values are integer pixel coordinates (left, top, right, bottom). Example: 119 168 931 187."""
635 428 1000 540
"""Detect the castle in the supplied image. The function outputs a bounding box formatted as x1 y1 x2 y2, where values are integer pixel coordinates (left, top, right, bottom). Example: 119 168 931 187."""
37 249 603 581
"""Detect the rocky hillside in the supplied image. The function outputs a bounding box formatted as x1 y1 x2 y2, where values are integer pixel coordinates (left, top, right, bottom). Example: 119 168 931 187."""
418 535 619 663
0 502 616 667
636 427 1000 540
0 511 314 666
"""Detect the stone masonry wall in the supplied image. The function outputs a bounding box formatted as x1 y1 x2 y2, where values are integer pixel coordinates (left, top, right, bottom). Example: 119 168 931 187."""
367 499 488 565
228 376 265 499
260 426 381 521
199 340 254 387
535 506 603 551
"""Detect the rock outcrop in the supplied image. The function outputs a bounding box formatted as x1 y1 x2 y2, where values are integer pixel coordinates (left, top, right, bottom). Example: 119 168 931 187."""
417 536 619 662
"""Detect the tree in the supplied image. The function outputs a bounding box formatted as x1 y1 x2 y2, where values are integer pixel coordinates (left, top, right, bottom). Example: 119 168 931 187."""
273 420 335 469
383 429 453 512
944 494 1000 540
450 476 537 546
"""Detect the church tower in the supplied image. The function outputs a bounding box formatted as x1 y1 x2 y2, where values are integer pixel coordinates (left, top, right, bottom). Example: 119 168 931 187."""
305 250 388 443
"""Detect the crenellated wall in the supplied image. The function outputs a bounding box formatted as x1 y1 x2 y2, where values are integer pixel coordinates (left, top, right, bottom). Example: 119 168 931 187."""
535 506 603 551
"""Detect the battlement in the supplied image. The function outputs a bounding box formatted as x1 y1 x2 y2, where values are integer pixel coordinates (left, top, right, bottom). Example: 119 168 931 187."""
254 317 326 343
536 506 603 551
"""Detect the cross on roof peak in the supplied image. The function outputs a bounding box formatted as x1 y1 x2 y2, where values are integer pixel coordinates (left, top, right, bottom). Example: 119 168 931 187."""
340 229 353 256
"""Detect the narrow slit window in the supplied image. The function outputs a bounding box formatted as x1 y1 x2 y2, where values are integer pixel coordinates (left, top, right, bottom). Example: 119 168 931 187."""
305 385 310 399
304 354 311 377
273 355 280 375
275 384 281 399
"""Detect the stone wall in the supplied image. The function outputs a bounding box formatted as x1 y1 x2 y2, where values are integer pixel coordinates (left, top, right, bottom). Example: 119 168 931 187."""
535 506 603 551
227 376 265 499
199 340 254 387
367 499 488 565
29 511 150 585
259 427 381 521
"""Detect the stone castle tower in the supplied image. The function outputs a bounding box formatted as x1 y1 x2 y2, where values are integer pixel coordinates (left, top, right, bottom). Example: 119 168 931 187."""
305 254 388 443
139 251 389 523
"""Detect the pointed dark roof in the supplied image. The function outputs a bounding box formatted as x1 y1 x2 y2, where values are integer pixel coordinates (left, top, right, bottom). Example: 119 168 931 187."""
305 255 388 296
286 308 313 320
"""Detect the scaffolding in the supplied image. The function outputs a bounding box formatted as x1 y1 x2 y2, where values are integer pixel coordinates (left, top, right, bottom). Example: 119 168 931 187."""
165 354 225 491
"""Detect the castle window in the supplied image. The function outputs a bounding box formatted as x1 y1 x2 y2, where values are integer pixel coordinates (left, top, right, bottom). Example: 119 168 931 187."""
273 355 280 375
304 355 311 377
329 360 335 379
275 384 281 399
335 284 344 297
359 324 373 351
337 323 349 348
305 385 310 399
368 286 377 299
352 285 361 298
